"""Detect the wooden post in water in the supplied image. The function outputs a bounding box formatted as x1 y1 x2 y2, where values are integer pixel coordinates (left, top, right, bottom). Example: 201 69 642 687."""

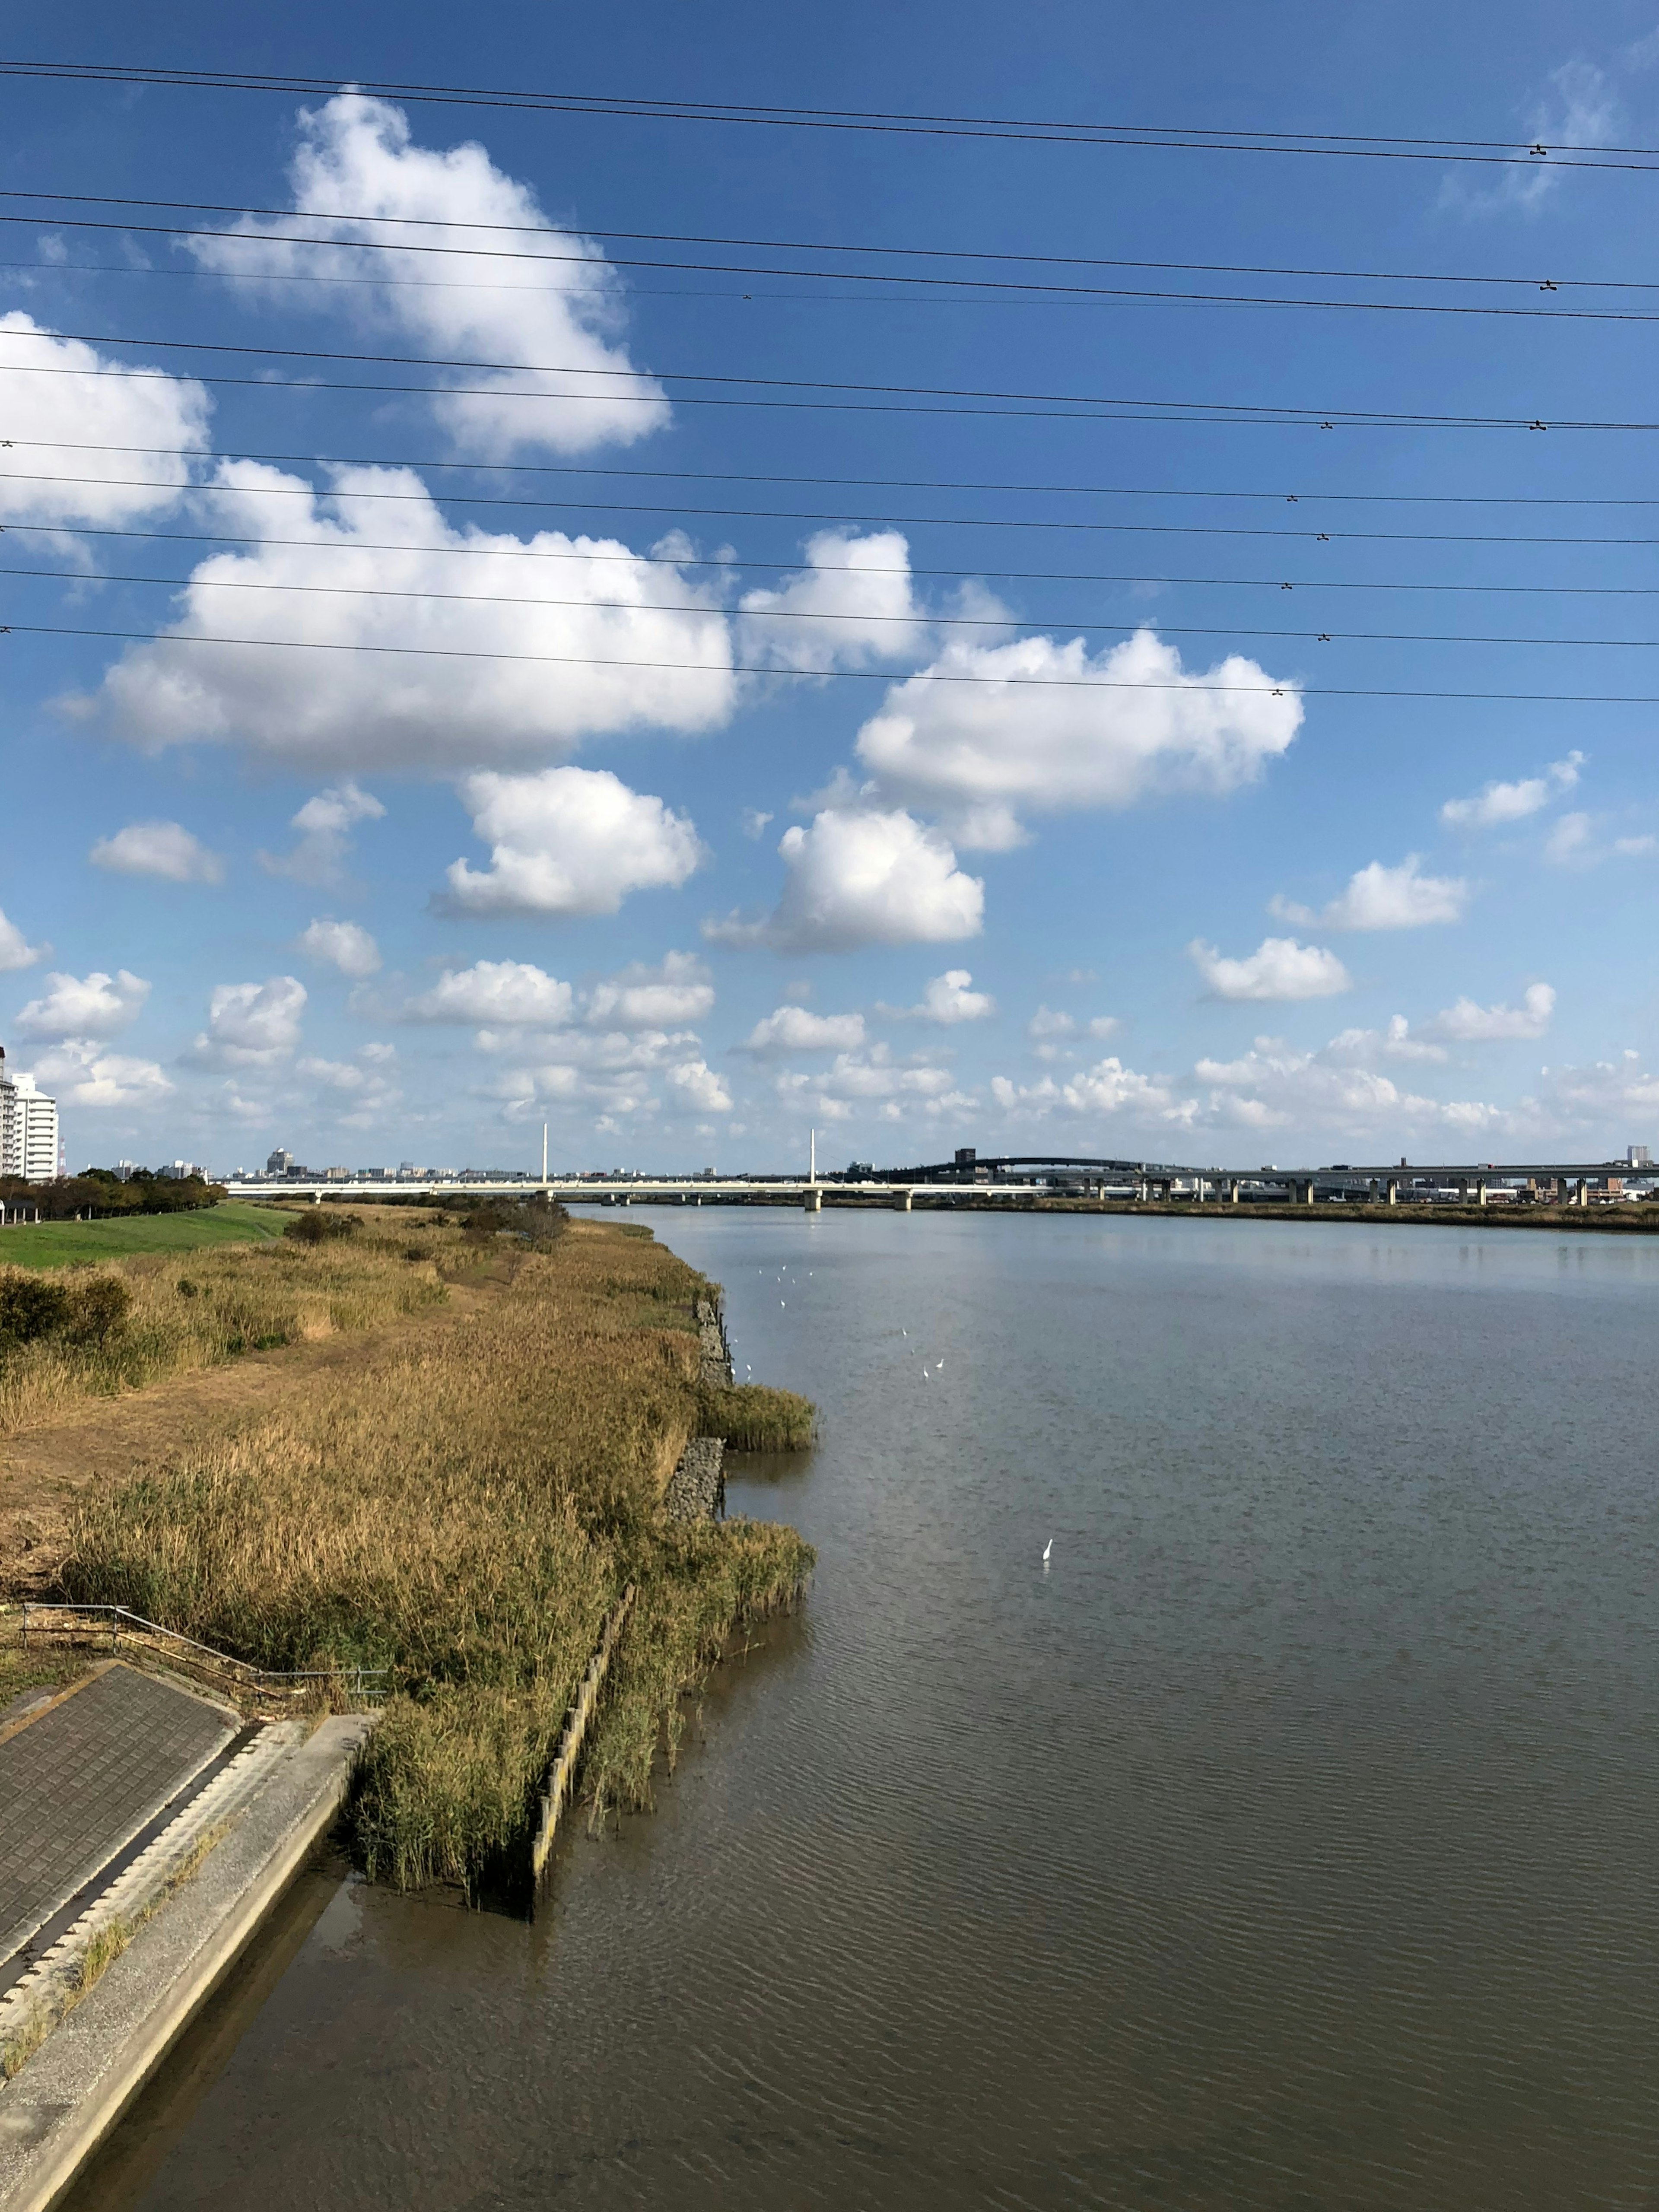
530 1582 636 1881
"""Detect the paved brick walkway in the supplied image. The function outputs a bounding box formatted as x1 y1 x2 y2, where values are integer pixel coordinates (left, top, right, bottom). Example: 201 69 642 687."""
0 1664 235 1968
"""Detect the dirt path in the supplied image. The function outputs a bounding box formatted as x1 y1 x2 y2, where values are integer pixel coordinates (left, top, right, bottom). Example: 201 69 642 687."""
0 1277 504 1597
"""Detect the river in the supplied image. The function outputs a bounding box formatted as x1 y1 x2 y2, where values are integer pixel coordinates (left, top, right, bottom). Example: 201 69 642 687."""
65 1210 1659 2209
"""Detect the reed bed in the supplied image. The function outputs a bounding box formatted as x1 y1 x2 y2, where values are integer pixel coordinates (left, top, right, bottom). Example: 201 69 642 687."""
0 1225 446 1436
60 1224 815 1896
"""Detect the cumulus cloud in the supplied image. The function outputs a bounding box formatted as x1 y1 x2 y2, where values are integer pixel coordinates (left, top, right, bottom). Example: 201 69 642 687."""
775 1044 963 1123
737 531 925 673
740 1006 867 1056
706 808 984 952
1324 1015 1449 1066
83 467 734 772
0 313 211 526
1189 936 1351 1001
195 976 307 1065
884 969 996 1024
1426 982 1555 1042
1440 751 1582 830
582 952 713 1029
31 1040 173 1109
666 1058 733 1114
262 783 385 884
991 1056 1189 1124
440 766 703 917
397 960 573 1027
1268 855 1469 931
855 628 1301 843
186 94 667 460
0 909 45 973
486 1023 704 1119
1192 1037 1504 1138
89 820 225 885
741 808 775 840
295 1046 401 1128
1545 811 1657 866
298 918 382 978
14 969 149 1039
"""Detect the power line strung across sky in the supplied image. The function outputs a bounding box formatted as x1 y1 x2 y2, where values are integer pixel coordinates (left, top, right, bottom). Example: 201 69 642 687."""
6 61 1659 173
5 561 1659 649
13 468 1659 548
0 327 1643 430
11 438 1659 505
13 243 1659 326
9 520 1659 597
10 619 1659 704
3 187 1656 293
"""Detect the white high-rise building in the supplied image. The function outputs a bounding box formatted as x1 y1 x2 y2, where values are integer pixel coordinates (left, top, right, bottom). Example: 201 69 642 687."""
0 1048 60 1183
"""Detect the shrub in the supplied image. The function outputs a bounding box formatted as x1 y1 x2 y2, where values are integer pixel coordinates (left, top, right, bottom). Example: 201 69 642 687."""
282 1210 361 1245
696 1382 816 1451
0 1272 69 1346
63 1276 131 1346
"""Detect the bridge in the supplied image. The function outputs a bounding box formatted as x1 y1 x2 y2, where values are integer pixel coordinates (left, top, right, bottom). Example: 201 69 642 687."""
223 1148 1650 1212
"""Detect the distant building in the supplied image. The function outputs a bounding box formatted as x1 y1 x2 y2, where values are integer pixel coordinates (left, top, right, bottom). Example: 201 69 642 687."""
0 1048 59 1184
1629 1144 1651 1168
266 1147 294 1175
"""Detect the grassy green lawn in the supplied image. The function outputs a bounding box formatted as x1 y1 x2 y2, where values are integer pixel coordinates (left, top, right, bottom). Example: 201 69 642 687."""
0 1201 288 1270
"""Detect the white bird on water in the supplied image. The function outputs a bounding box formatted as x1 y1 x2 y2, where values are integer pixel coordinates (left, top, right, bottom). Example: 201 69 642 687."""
1042 1537 1054 1567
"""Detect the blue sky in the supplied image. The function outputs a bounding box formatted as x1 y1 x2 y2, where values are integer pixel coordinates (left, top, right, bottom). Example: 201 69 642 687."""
3 3 1659 1172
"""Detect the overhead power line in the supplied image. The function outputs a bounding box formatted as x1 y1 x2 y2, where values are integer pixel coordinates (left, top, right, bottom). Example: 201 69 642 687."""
10 519 1659 597
0 326 1644 430
15 437 1659 505
5 560 1658 649
9 620 1659 704
4 61 1659 173
1 186 1653 295
13 467 1659 547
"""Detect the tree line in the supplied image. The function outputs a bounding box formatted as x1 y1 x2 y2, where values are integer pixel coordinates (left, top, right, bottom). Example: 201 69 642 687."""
0 1169 228 1220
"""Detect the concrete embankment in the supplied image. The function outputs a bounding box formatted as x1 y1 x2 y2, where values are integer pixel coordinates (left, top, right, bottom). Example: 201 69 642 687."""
0 1713 371 2212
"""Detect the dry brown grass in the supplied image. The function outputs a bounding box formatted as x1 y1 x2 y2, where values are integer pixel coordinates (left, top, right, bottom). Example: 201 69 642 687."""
61 1222 815 1896
0 1224 449 1437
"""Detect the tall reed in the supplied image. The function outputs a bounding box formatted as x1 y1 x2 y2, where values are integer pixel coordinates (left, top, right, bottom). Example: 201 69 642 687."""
61 1224 816 1894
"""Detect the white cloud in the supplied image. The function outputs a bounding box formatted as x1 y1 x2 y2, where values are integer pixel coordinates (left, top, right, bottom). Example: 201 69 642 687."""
84 466 734 772
775 1044 961 1122
196 976 307 1065
89 820 225 885
186 93 667 460
1192 1037 1504 1138
31 1040 173 1109
0 313 211 526
666 1058 733 1114
737 531 925 673
1443 63 1618 216
295 1047 401 1128
298 918 382 979
440 766 703 917
1189 936 1351 1001
1545 811 1657 867
1269 855 1469 932
706 808 984 953
583 952 713 1029
1440 752 1582 830
1324 1015 1448 1066
898 969 996 1024
991 1055 1189 1124
486 1023 701 1119
855 629 1301 843
398 960 573 1027
1028 1006 1075 1039
0 909 45 973
740 1006 867 1056
741 808 775 840
262 782 385 884
14 968 149 1040
1426 983 1555 1042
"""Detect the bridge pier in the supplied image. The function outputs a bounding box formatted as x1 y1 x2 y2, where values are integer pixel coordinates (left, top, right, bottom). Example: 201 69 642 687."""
898 1188 913 1212
1476 1179 1488 1207
803 1185 822 1212
1228 1179 1240 1204
1386 1178 1399 1206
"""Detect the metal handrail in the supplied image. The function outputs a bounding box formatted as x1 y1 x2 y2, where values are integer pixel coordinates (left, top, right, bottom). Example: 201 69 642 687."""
19 1602 389 1684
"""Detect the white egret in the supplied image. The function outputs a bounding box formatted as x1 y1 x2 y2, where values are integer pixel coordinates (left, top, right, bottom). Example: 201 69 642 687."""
1042 1538 1054 1567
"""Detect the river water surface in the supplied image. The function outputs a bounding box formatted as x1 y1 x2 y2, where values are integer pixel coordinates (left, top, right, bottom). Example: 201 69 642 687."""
67 1211 1659 2209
